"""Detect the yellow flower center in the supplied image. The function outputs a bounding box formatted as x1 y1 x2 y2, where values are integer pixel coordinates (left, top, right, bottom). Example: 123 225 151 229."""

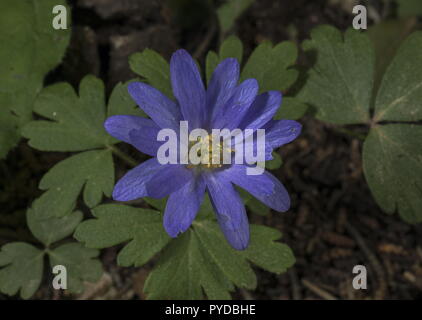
187 134 234 169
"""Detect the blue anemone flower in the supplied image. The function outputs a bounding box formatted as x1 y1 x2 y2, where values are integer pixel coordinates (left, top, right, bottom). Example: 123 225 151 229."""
104 49 302 250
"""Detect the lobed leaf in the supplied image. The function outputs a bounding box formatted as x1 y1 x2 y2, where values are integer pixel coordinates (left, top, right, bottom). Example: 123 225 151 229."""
298 26 375 124
219 35 244 64
27 207 83 246
274 97 308 120
0 110 20 159
145 220 295 299
129 49 174 99
363 124 422 223
373 31 422 122
48 243 103 294
0 243 44 299
74 204 171 267
241 41 298 93
0 0 70 158
22 76 144 218
22 76 111 151
34 149 114 218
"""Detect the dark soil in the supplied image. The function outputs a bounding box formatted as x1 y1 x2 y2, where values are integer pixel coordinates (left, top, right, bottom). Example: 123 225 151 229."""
1 0 421 300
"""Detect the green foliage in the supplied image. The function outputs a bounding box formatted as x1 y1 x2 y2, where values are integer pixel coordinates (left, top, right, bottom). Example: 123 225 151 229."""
274 97 308 120
0 111 20 159
22 76 143 218
219 35 244 64
238 188 270 216
299 26 374 125
265 152 283 170
129 49 174 99
368 18 417 93
0 243 43 299
299 26 422 223
217 0 254 34
48 243 103 294
397 0 422 17
363 125 422 223
75 205 171 268
241 41 299 93
205 36 305 120
0 0 70 158
0 202 102 299
206 36 244 85
75 204 295 299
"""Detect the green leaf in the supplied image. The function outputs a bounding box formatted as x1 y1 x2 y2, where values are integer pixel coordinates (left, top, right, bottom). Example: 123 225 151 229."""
219 35 244 64
22 76 111 151
238 188 270 216
129 49 174 99
206 36 244 85
373 31 422 122
107 81 147 118
217 0 254 34
298 26 375 124
240 225 295 273
275 97 308 120
299 26 422 223
206 51 220 85
143 197 167 211
144 230 226 299
368 18 417 95
22 76 143 218
265 151 283 170
397 0 422 17
0 0 70 158
34 149 114 218
0 110 20 159
0 243 44 299
27 205 83 246
241 41 298 93
363 124 422 223
144 220 294 299
74 204 171 267
48 243 103 294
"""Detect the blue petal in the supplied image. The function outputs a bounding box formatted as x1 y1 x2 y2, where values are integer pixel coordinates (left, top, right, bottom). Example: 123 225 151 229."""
112 158 163 201
170 49 206 128
145 164 193 199
212 79 259 130
219 165 290 212
128 124 162 156
164 175 206 237
207 58 240 124
235 131 274 161
127 82 181 131
264 120 302 149
205 172 249 250
239 91 282 130
104 115 152 144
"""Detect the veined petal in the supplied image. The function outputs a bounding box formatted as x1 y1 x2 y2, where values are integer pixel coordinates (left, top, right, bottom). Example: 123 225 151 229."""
205 172 249 250
239 91 282 130
219 165 290 212
264 120 302 149
104 115 153 145
170 49 206 128
112 158 163 201
164 175 206 237
128 124 162 156
145 164 193 199
207 58 240 123
212 79 259 130
127 82 181 131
